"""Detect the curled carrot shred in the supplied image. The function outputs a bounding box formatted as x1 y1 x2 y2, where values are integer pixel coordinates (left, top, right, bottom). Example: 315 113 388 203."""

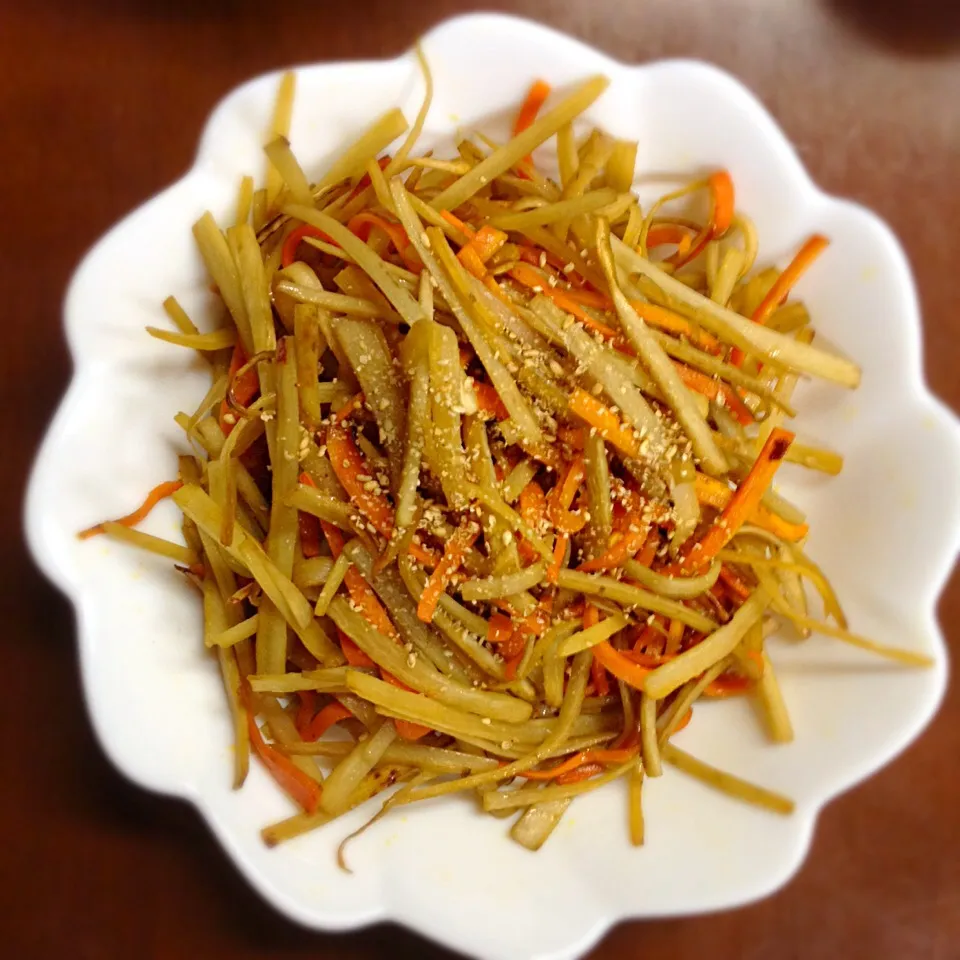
78 480 184 540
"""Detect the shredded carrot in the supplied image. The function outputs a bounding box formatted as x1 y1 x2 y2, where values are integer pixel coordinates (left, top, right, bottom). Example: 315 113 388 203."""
673 362 753 425
592 641 653 692
731 233 829 366
295 690 318 739
521 746 636 781
509 264 625 342
457 225 509 278
440 209 474 238
670 170 736 268
347 212 421 272
557 425 588 450
704 673 755 698
503 649 525 681
583 603 611 695
417 520 480 622
487 612 515 646
305 701 353 742
339 631 377 669
627 302 721 354
633 534 659 568
298 511 322 558
676 428 795 572
220 343 260 433
469 225 509 263
457 243 488 278
247 710 322 813
474 381 510 420
556 762 605 785
346 155 391 202
325 420 395 539
568 389 642 460
547 455 587 533
694 472 809 542
282 223 335 268
718 564 754 603
513 79 551 137
578 516 649 573
321 521 397 637
546 534 568 584
707 170 735 236
674 707 693 733
319 518 346 558
78 480 184 539
380 674 432 741
513 79 551 172
646 223 695 250
753 234 829 328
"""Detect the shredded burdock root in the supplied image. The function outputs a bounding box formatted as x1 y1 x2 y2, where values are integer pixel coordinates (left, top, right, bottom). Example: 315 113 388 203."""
80 60 932 859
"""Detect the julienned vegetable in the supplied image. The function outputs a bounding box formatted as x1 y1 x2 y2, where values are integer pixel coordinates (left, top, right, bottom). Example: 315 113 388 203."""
81 52 931 859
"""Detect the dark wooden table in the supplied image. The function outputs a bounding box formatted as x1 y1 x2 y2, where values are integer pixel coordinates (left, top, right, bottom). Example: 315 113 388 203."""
3 1 959 957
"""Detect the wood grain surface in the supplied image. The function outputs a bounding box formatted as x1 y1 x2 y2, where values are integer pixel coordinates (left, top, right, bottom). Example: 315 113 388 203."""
2 1 958 957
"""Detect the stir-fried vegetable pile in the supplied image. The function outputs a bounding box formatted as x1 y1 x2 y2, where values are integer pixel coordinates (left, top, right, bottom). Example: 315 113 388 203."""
81 54 932 856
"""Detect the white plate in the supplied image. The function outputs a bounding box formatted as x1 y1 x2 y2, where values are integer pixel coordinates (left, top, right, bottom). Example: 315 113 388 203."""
25 12 960 960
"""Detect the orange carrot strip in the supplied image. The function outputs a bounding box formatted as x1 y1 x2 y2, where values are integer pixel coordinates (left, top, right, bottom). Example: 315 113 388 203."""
693 472 809 542
509 264 624 340
247 711 322 813
345 155 391 202
670 170 736 269
457 243 488 278
347 212 421 272
470 225 509 263
546 534 568 584
676 428 794 572
503 650 525 681
513 79 551 137
568 389 642 460
577 516 649 573
78 480 184 539
521 751 588 781
220 343 260 434
704 674 755 698
325 420 395 539
633 534 659 568
672 363 753 425
417 520 480 622
674 707 693 733
521 746 637 781
474 382 510 420
557 425 588 450
718 565 753 603
547 455 587 534
556 762 605 785
295 691 318 739
487 612 515 646
513 79 551 172
298 511 322 558
630 301 721 354
591 641 654 692
339 631 377 669
752 234 829 328
646 223 695 249
305 702 353 742
440 210 475 238
379 673 432 741
282 223 337 268
583 602 611 695
708 170 735 236
731 233 829 366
